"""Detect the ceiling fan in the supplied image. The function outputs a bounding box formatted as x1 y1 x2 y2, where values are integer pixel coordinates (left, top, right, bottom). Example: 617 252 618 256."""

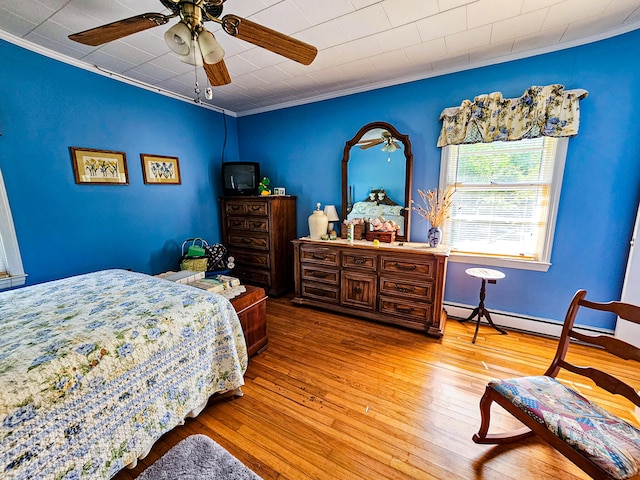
358 131 401 152
68 0 318 88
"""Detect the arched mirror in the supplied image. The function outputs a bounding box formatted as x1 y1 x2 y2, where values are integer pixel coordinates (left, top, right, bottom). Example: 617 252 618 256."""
341 121 413 243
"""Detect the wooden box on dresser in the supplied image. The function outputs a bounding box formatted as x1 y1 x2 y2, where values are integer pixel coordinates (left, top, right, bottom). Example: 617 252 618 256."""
220 195 296 296
291 238 450 337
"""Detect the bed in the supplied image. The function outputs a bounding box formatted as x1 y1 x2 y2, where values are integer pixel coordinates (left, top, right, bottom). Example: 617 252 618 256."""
347 189 406 236
0 269 248 480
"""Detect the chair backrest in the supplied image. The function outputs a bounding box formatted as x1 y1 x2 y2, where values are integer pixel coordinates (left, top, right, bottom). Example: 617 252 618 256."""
544 289 640 409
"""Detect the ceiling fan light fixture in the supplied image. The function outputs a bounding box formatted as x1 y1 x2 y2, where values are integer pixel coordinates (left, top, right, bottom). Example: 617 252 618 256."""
198 30 225 65
179 38 203 66
164 21 192 56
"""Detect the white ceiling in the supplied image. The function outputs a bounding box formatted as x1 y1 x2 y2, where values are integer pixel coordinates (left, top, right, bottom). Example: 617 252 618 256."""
1 0 640 116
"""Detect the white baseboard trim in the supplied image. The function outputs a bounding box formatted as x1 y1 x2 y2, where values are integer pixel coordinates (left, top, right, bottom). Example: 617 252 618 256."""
444 302 614 339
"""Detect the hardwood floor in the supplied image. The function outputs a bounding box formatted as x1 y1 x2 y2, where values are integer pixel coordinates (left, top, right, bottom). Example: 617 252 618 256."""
116 295 639 480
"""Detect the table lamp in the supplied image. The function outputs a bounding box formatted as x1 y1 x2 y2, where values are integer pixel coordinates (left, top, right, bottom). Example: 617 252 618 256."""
323 205 340 232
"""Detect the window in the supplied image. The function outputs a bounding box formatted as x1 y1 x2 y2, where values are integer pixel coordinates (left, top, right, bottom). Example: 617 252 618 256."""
440 136 568 272
0 168 26 288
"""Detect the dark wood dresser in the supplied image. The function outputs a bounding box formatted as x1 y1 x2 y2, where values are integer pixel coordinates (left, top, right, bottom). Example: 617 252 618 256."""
220 196 297 296
292 238 449 337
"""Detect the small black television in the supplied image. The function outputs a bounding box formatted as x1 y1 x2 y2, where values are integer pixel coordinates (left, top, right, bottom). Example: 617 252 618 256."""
222 162 260 196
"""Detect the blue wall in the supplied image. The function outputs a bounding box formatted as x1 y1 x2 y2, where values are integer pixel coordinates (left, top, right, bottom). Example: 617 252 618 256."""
0 40 238 285
237 29 640 330
4 29 640 331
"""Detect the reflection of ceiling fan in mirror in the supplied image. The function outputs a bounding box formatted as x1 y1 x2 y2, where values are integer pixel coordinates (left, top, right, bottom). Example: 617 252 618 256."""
357 131 401 161
357 131 401 152
68 0 318 89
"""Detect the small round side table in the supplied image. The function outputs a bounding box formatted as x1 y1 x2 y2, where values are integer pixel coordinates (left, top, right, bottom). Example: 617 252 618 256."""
464 268 507 344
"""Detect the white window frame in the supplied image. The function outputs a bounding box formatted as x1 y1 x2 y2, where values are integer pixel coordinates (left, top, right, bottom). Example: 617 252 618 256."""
0 168 27 288
439 137 568 272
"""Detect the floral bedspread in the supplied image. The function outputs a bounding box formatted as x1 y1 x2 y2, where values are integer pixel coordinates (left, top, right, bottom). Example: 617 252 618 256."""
0 269 248 480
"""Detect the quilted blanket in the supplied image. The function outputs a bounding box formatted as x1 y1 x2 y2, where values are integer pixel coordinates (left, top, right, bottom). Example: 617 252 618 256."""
0 269 248 479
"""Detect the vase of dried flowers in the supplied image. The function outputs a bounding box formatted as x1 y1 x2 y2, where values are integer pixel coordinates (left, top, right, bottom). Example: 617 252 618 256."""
412 186 454 247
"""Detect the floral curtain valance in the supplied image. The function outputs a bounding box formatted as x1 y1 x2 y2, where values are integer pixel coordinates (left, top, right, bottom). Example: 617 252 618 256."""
437 84 588 147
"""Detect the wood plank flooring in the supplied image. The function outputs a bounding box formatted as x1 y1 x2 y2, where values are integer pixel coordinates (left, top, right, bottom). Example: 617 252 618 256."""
115 295 640 480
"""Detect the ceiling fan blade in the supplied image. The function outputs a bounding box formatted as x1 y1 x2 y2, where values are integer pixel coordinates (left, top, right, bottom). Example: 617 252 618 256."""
203 60 231 86
358 138 384 149
69 13 172 46
220 14 317 65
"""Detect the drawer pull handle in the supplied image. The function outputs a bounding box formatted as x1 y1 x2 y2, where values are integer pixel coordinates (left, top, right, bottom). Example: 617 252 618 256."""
353 286 362 294
350 256 367 264
394 284 415 293
393 263 416 271
250 223 262 228
394 305 414 314
232 221 243 227
312 271 331 278
312 254 328 260
250 206 262 211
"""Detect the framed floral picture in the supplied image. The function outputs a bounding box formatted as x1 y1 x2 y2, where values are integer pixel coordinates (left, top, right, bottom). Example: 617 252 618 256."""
70 147 128 185
140 154 181 185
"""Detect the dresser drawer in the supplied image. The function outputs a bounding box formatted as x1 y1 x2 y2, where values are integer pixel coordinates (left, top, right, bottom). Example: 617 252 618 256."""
224 200 268 216
227 217 269 232
301 282 339 304
341 252 377 271
228 248 271 269
227 233 269 250
379 277 433 302
379 295 432 324
301 265 339 284
300 246 340 267
341 271 376 310
235 266 271 287
380 256 435 279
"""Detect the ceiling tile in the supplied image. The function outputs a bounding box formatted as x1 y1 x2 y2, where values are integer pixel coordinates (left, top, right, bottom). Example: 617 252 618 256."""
491 8 547 44
403 38 444 64
81 49 137 73
438 0 479 10
294 0 355 24
337 4 393 40
520 0 560 14
382 0 440 27
0 5 38 36
467 0 524 30
415 7 466 42
512 26 565 53
469 39 514 62
249 1 312 35
127 61 176 82
224 54 261 76
543 0 609 30
297 19 351 50
562 6 640 43
336 36 383 62
445 25 492 54
375 23 422 53
1 0 55 25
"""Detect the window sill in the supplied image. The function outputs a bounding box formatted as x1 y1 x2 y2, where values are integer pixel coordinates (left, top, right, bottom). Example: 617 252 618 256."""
0 273 27 290
449 253 551 272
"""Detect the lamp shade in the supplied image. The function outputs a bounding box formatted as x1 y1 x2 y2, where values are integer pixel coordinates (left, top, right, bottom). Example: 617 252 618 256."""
164 21 191 56
179 39 203 66
198 30 225 65
323 205 339 222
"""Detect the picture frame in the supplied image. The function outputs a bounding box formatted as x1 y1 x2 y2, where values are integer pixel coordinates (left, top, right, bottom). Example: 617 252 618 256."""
140 154 181 185
70 147 128 185
273 187 286 196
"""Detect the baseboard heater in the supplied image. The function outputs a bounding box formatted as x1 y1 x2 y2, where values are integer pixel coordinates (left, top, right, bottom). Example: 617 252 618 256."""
444 302 614 339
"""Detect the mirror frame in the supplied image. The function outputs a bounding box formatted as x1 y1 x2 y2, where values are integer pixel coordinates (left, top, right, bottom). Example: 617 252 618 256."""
341 121 414 243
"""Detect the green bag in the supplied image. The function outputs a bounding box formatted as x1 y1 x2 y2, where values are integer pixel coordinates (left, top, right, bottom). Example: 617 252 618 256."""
185 238 206 257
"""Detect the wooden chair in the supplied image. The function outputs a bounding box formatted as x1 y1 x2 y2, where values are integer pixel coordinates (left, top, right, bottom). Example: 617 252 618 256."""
473 289 640 480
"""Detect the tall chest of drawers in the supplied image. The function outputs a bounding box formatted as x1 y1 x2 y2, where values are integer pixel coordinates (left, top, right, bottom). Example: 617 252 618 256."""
220 196 297 296
292 238 449 337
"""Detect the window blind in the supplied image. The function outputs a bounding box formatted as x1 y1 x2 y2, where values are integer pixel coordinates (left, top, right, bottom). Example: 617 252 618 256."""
443 137 558 260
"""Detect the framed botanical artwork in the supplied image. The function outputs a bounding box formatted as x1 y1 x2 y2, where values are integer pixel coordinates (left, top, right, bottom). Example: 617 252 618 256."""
70 147 129 185
140 154 181 185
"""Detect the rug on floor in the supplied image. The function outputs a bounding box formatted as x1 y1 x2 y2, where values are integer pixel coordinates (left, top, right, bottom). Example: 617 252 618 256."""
136 434 262 480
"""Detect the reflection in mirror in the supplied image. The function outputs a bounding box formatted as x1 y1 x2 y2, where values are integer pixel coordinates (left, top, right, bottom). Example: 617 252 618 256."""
341 122 413 242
